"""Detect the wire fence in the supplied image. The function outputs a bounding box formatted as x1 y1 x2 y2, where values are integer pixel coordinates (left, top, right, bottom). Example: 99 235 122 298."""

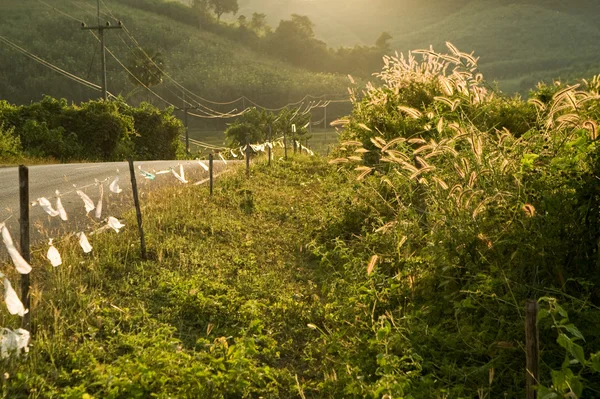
0 136 316 356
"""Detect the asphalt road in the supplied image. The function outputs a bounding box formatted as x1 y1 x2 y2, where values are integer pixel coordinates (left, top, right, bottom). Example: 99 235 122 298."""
0 159 229 253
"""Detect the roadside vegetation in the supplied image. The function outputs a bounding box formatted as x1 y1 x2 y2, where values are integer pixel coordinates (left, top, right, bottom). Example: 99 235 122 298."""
2 43 600 398
0 97 184 163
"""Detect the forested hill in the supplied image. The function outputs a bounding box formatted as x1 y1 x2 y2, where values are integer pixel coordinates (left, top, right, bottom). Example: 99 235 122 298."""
0 0 349 109
235 0 600 94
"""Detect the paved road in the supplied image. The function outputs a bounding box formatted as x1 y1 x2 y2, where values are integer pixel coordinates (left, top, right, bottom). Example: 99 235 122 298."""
0 159 229 253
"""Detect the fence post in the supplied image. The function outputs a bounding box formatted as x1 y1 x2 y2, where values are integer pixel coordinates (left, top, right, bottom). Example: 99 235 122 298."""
268 143 272 166
245 143 251 178
19 165 31 331
283 131 288 160
525 299 539 399
128 159 147 260
209 153 214 195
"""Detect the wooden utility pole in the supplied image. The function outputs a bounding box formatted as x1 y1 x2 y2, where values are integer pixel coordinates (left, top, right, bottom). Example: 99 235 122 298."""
525 299 539 399
183 92 190 155
19 166 31 330
81 0 122 100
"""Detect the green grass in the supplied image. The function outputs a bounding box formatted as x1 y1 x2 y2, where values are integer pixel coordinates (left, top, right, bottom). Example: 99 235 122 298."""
0 153 354 397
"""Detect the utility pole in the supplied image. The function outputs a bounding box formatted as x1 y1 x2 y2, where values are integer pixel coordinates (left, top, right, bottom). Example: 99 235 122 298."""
81 0 122 101
183 91 190 155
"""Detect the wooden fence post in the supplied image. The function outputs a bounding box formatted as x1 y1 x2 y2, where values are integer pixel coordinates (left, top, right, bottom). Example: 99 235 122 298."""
268 143 272 167
209 153 214 195
19 165 31 331
525 299 539 399
128 159 147 260
245 144 251 178
283 131 288 160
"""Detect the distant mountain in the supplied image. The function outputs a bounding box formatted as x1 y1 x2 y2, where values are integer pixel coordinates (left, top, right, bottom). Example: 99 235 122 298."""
0 0 349 110
235 0 600 93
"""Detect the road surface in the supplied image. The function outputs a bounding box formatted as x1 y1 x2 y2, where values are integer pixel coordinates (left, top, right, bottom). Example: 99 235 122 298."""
0 159 229 253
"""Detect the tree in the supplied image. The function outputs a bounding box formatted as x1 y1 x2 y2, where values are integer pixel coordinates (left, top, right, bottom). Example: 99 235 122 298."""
249 12 271 36
208 0 238 22
126 48 164 104
237 14 247 27
192 0 212 29
375 32 393 51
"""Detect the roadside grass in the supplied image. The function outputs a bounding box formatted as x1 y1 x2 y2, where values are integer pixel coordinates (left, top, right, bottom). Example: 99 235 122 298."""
0 154 353 398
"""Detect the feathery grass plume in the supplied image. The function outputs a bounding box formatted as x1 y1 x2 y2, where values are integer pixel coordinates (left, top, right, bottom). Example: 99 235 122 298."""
371 137 386 148
583 120 598 140
414 156 430 169
522 204 536 217
435 96 455 108
438 77 454 96
328 158 350 164
385 150 410 162
354 148 370 154
330 119 350 127
407 138 427 145
413 144 433 155
398 106 423 119
409 166 436 180
367 255 379 276
358 123 372 132
375 221 397 233
453 162 466 179
355 166 373 181
468 171 478 188
450 184 463 197
432 176 449 190
341 140 363 147
401 161 419 174
382 137 407 152
436 117 445 133
348 156 363 162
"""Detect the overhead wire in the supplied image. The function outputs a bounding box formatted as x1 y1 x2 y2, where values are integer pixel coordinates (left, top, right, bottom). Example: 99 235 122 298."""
0 35 105 95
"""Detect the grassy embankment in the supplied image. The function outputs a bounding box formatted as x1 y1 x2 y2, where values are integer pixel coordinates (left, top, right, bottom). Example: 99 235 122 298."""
0 154 363 397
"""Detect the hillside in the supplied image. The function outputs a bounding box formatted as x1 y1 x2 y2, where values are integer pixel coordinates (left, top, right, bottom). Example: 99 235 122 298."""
235 0 600 94
0 0 349 111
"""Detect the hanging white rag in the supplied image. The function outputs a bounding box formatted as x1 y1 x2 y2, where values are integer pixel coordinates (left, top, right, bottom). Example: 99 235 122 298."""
3 278 27 317
37 197 59 217
78 232 93 253
107 216 125 233
95 183 104 219
109 175 123 194
197 161 209 172
0 223 32 274
0 328 29 359
55 191 68 221
76 190 95 214
46 239 62 267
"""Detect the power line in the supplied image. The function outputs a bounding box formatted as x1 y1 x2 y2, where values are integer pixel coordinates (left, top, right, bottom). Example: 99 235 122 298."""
0 35 104 94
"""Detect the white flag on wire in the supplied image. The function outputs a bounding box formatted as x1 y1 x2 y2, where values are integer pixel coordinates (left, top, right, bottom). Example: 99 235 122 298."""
46 239 62 267
3 278 27 317
55 191 68 221
37 197 59 217
109 175 123 194
0 224 32 274
78 232 93 253
76 190 95 214
95 183 104 220
107 216 125 233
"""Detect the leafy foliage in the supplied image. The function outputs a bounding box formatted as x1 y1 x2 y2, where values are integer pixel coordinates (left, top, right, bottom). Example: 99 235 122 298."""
0 96 184 162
